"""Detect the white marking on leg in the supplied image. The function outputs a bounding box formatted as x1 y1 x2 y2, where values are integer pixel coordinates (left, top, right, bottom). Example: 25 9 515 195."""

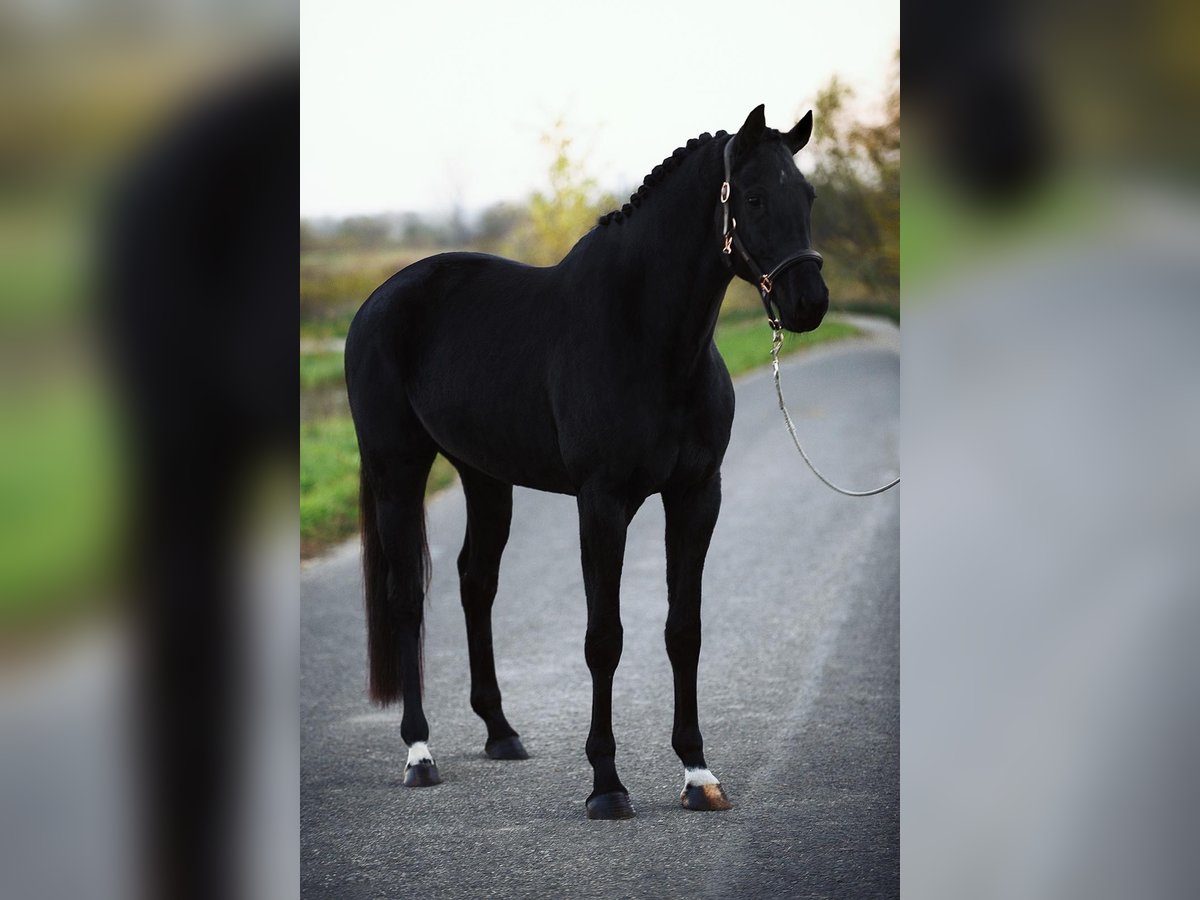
407 741 433 766
683 767 720 789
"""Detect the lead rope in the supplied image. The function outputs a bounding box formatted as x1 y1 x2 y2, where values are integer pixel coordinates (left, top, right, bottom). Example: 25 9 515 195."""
770 325 900 496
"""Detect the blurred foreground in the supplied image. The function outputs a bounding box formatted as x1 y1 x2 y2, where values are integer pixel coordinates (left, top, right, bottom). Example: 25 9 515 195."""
0 4 297 900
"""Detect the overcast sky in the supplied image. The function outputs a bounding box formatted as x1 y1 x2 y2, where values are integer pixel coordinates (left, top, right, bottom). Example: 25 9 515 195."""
301 0 898 218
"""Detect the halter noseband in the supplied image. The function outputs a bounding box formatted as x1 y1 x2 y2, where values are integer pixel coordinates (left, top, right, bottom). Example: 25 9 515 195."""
719 135 824 329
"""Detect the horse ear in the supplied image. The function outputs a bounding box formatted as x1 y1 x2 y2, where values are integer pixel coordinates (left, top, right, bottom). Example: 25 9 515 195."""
737 104 767 147
785 111 814 153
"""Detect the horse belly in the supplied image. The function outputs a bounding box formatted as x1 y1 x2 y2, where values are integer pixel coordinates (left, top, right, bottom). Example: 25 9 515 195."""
412 383 575 494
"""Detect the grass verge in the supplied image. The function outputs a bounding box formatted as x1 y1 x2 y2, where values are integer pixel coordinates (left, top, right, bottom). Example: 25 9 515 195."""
300 351 345 391
714 315 860 376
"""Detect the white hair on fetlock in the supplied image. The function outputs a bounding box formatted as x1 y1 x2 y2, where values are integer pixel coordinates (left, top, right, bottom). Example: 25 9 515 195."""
406 742 433 766
683 767 720 788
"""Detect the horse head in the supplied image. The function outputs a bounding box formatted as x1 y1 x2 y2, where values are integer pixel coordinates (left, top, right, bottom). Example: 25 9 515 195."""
720 104 830 334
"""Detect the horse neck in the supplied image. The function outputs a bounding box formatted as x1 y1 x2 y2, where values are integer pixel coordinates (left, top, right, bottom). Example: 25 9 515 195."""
569 140 734 365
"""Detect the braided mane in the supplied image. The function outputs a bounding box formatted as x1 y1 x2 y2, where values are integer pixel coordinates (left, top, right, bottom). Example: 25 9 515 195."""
596 126 787 226
597 130 729 227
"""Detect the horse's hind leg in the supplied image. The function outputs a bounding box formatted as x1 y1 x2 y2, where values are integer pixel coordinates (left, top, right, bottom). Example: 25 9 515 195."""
355 399 442 787
663 475 731 811
455 465 528 760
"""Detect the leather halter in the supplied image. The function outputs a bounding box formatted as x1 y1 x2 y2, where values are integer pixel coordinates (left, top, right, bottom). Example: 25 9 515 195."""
719 135 824 329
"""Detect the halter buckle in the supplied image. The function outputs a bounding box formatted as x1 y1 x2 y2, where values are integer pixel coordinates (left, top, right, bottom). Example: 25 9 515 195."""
759 273 773 294
719 181 730 203
722 233 733 254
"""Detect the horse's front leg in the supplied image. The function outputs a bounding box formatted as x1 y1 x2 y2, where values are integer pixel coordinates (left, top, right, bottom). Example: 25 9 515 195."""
663 474 732 811
577 487 634 819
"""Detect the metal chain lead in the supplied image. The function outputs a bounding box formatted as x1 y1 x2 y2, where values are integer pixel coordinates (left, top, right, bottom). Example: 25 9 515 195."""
770 326 900 497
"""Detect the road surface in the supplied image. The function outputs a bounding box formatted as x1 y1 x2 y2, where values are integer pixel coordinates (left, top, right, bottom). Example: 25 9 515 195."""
301 324 899 898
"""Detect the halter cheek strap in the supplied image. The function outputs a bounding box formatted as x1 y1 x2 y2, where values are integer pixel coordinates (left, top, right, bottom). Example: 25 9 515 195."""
719 136 824 328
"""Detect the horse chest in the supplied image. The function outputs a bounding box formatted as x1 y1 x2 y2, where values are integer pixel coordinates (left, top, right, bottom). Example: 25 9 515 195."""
561 378 731 493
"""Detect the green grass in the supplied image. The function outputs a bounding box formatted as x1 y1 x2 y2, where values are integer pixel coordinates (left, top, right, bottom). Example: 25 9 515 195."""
0 381 123 627
299 314 864 558
830 298 900 324
300 417 358 553
300 308 357 343
715 314 861 376
300 351 346 390
0 191 90 329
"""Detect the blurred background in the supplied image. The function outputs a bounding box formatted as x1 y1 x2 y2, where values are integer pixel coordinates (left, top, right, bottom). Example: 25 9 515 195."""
299 0 900 559
903 0 1200 898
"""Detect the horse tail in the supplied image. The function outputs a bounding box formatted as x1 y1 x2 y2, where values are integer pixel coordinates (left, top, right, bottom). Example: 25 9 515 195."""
360 466 430 706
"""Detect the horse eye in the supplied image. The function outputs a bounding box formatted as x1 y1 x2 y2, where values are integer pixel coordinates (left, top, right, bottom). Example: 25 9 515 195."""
746 196 762 208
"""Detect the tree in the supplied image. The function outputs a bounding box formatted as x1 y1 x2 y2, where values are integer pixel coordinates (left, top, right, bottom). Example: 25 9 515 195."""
336 215 390 249
476 202 530 252
807 56 900 312
505 121 617 266
851 55 900 291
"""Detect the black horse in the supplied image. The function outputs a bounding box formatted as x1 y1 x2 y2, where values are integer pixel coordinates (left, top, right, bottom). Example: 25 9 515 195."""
344 104 829 819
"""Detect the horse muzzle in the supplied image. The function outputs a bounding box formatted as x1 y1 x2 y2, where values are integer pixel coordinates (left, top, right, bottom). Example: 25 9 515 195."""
771 259 829 333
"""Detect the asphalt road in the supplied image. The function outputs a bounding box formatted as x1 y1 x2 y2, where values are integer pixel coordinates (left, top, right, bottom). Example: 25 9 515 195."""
301 325 899 899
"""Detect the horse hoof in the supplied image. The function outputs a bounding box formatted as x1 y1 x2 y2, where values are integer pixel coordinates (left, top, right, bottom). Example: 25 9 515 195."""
403 762 442 787
485 735 529 760
681 783 732 811
586 791 636 820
